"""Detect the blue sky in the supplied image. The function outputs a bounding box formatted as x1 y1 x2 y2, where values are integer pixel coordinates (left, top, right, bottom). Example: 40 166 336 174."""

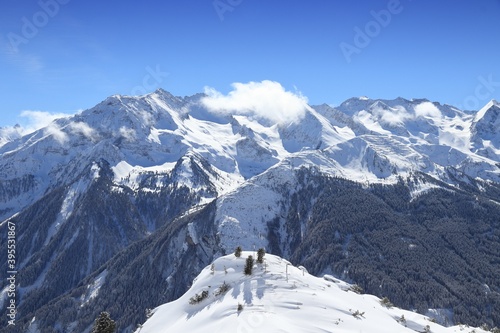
1 0 500 129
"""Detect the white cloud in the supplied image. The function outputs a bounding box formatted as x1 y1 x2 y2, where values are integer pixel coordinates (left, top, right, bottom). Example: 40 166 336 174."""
19 110 73 133
119 126 137 142
370 102 443 126
44 123 68 145
69 122 99 141
414 102 442 119
200 81 309 124
138 111 155 126
2 110 97 145
372 105 413 126
0 110 76 145
0 126 23 147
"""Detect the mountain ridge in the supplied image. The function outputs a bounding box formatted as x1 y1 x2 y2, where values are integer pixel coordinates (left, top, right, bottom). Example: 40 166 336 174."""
137 251 490 333
1 88 499 332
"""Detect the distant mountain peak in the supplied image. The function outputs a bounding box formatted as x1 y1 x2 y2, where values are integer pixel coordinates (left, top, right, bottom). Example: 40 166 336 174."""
471 100 500 157
410 97 431 104
475 99 500 122
369 100 391 110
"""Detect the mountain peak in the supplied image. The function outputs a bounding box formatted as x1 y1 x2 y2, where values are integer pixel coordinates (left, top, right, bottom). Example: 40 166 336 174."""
410 97 430 104
370 100 391 110
150 87 181 101
475 99 500 122
471 100 500 155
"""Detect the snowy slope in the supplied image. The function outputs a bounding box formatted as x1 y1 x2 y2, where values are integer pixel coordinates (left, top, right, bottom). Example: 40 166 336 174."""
138 252 488 333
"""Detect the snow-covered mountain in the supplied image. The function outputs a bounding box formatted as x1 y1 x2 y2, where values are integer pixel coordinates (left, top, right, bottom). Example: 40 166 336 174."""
1 91 498 226
471 99 500 160
1 88 499 332
137 252 488 333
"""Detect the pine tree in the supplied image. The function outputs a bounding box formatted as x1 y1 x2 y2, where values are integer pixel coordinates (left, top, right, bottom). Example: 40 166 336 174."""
257 248 265 264
244 255 254 275
91 312 116 333
380 296 393 308
234 246 242 258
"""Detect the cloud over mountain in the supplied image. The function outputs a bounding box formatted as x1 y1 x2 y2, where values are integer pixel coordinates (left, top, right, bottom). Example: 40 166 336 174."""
201 80 309 124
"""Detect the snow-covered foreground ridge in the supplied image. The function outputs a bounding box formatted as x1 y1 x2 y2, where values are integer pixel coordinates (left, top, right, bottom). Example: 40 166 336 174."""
138 252 487 333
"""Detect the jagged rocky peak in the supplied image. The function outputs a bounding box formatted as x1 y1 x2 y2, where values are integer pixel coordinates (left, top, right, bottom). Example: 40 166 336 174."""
471 100 500 140
336 96 374 115
469 99 500 159
473 99 500 124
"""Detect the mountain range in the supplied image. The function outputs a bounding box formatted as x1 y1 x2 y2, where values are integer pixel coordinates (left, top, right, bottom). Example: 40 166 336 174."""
0 88 499 332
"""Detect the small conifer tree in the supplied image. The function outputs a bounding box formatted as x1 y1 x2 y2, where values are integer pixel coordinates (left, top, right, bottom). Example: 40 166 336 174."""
234 246 242 258
380 296 393 308
244 255 254 275
257 248 265 263
189 290 209 304
91 312 116 333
